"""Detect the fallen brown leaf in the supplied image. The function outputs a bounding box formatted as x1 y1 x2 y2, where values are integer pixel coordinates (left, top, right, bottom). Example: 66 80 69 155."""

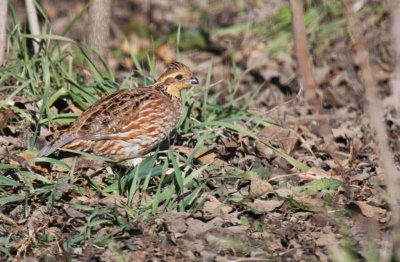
175 146 226 165
258 125 298 154
350 201 386 218
248 199 284 213
186 217 224 236
316 226 338 247
155 44 175 64
161 211 189 234
203 196 233 216
9 152 47 173
249 173 274 196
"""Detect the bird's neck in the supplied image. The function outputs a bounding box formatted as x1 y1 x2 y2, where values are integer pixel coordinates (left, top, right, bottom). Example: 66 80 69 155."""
166 87 182 98
155 83 182 100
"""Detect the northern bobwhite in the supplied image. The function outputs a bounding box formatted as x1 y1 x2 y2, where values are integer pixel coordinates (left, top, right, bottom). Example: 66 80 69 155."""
38 62 199 164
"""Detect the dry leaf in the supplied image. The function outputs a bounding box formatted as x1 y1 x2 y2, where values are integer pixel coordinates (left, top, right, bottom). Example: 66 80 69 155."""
156 44 176 64
350 201 386 218
64 207 86 218
295 195 325 209
299 167 340 181
258 125 298 154
250 174 274 196
175 146 225 165
316 227 338 247
203 196 233 216
248 199 284 213
186 217 224 236
161 212 189 234
274 188 294 198
255 141 274 157
10 152 48 173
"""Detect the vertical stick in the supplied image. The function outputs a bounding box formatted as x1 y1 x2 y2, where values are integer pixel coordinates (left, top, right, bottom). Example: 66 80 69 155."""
346 1 400 260
391 0 400 115
25 0 40 53
290 0 318 106
87 0 111 71
0 0 8 65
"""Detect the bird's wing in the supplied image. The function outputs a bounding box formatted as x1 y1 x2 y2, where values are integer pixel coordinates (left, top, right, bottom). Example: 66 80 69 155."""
38 87 177 157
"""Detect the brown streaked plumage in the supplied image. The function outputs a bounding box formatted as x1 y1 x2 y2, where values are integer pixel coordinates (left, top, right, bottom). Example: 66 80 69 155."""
38 62 199 164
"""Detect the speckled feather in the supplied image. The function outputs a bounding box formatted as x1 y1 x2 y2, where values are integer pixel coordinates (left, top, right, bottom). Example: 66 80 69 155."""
38 62 198 163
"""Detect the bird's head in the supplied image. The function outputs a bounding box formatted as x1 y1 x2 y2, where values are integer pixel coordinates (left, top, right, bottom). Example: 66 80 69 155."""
156 62 199 98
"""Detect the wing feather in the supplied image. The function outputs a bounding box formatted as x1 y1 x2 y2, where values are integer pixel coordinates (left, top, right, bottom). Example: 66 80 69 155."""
38 87 178 157
38 134 78 157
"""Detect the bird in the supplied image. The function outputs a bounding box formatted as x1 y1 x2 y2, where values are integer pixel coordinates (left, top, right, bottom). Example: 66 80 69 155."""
38 62 199 165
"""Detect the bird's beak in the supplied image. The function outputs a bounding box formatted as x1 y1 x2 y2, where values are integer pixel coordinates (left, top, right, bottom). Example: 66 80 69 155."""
189 76 199 85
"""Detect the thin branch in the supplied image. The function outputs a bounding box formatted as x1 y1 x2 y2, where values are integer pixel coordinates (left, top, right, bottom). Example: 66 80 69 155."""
391 0 400 115
289 0 319 107
345 1 400 260
87 0 112 71
0 0 8 65
24 0 40 53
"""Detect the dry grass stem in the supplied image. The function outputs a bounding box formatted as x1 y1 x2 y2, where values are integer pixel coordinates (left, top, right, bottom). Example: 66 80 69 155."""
0 0 8 65
290 0 319 107
24 0 40 53
391 0 400 115
345 1 400 260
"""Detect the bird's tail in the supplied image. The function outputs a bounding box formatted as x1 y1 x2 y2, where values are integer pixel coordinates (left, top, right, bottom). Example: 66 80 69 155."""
37 134 78 157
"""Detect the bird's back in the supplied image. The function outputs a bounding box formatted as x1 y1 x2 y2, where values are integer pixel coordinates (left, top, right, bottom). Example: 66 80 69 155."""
39 86 182 160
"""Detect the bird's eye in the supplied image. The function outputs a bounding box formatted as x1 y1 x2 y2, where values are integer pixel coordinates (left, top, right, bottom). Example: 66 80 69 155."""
175 74 183 80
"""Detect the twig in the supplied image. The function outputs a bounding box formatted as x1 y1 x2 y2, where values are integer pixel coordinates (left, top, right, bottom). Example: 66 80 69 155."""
391 0 400 115
289 0 319 107
0 0 8 65
208 79 225 89
87 0 112 72
345 1 400 260
24 0 40 53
